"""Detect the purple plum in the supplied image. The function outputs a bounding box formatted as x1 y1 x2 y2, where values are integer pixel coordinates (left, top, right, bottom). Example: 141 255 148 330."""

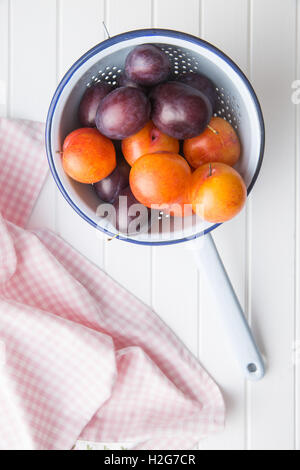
94 158 130 204
78 82 111 127
95 87 150 140
181 72 217 110
118 73 148 93
125 44 170 87
113 186 150 235
150 81 213 140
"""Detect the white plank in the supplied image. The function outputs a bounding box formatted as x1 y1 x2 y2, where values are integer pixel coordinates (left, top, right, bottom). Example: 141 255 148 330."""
27 174 57 231
199 0 249 450
202 0 249 74
106 0 152 36
249 0 296 450
151 0 201 357
152 243 199 355
296 0 300 450
56 0 105 265
9 0 57 231
153 0 200 36
103 0 152 304
9 0 57 122
0 0 9 117
58 0 105 74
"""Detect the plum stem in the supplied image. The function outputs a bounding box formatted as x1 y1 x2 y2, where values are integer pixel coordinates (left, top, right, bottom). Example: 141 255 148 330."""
108 233 119 241
209 163 212 177
102 21 111 39
207 125 219 135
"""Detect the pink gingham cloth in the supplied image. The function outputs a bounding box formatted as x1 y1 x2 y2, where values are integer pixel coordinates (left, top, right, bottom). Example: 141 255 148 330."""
0 117 225 450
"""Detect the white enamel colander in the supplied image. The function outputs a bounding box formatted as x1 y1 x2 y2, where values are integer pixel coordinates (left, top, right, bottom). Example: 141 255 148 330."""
46 29 265 381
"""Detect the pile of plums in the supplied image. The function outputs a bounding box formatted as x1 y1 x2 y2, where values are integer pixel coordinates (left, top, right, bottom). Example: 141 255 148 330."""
62 44 246 235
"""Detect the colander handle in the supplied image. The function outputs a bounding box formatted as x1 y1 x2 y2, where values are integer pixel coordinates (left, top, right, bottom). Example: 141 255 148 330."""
194 232 265 381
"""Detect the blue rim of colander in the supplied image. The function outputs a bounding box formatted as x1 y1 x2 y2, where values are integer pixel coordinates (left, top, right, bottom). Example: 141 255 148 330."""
46 28 265 246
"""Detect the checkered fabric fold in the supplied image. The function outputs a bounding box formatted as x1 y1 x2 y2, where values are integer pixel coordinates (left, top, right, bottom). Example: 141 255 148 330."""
0 118 225 450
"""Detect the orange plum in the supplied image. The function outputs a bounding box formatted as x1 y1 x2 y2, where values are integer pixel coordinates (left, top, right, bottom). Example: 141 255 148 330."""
184 117 241 169
122 121 179 166
129 152 191 217
62 128 116 184
190 162 246 223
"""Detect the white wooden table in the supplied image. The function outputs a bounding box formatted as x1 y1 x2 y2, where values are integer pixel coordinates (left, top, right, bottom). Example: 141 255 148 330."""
0 0 299 450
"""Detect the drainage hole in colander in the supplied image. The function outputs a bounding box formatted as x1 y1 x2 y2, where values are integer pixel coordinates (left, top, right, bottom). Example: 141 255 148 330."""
247 363 257 373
